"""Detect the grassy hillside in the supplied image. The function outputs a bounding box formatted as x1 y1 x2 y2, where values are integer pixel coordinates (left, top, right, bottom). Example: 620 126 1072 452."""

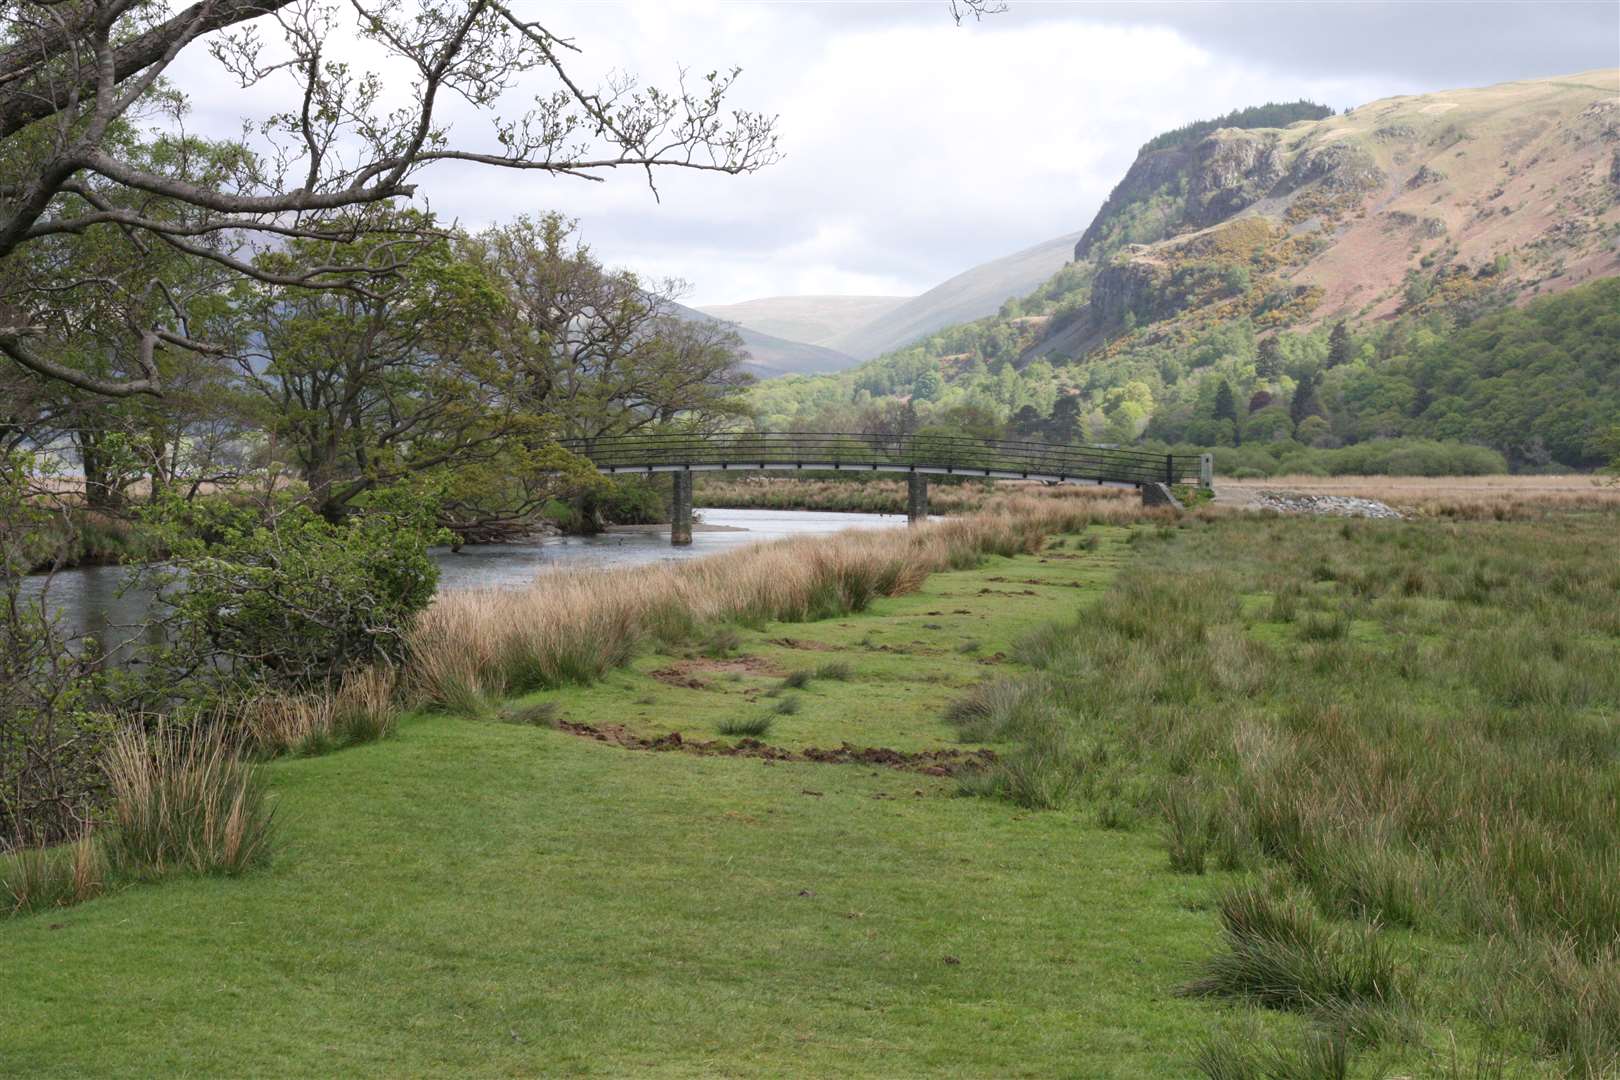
751 71 1620 472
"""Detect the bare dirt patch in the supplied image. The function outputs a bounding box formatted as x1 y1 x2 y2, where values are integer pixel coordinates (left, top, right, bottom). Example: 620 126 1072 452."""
557 721 995 776
769 637 835 651
649 656 783 689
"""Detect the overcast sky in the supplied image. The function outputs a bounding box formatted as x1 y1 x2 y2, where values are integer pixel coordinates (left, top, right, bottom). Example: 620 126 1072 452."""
174 1 1619 306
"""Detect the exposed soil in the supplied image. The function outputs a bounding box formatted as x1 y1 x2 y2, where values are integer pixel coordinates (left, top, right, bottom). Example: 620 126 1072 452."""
649 656 783 688
769 637 835 651
556 720 996 776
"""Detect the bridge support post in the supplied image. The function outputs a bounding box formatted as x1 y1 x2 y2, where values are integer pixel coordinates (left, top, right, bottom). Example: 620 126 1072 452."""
906 472 929 525
1200 453 1214 489
671 470 693 546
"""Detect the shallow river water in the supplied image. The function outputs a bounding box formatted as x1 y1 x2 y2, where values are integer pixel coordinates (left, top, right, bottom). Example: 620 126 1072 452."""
24 508 905 646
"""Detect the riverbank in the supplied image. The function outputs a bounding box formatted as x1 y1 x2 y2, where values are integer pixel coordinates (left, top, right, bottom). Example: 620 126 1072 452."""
6 518 1257 1076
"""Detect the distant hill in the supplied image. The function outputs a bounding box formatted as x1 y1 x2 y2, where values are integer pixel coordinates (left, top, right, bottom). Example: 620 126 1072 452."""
669 302 857 378
828 231 1086 360
696 296 912 349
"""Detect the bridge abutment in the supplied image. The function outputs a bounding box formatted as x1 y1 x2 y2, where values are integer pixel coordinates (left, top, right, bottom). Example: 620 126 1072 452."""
671 471 693 545
907 473 928 525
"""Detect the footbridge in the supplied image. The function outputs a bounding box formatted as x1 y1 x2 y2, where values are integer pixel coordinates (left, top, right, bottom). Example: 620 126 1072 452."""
558 432 1211 545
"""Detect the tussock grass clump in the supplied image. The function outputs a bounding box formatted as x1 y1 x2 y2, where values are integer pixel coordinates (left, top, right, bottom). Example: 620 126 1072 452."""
718 716 773 738
1 835 104 916
1195 1024 1353 1080
5 719 275 918
813 660 854 681
780 670 812 690
700 628 742 659
1163 783 1213 875
772 696 801 716
502 701 560 727
102 723 275 879
943 677 1048 743
242 664 399 755
1186 885 1407 1013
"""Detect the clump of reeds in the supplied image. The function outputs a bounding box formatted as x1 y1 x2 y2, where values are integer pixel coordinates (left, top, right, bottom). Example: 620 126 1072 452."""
240 664 399 755
718 716 773 737
1185 884 1407 1012
1 833 104 916
101 722 275 879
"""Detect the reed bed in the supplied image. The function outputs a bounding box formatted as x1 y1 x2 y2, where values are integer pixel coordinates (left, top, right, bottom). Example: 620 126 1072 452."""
406 492 1156 712
695 476 1004 515
1222 473 1620 520
694 476 1145 516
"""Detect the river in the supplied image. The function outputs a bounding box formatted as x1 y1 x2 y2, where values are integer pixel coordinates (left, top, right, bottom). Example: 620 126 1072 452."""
23 508 905 648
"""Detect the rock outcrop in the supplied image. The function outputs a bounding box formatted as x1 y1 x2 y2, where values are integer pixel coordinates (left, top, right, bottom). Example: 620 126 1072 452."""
1183 130 1285 227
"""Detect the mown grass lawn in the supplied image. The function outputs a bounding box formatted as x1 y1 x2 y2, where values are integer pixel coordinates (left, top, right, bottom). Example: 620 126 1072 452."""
3 527 1286 1077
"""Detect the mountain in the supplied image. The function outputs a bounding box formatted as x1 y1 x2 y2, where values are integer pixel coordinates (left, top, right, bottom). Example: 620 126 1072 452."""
1032 70 1620 361
751 71 1620 471
827 231 1086 360
695 296 912 348
670 302 857 378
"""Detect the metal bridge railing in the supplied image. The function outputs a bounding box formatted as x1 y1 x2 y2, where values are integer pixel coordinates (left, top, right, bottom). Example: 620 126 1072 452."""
558 432 1203 487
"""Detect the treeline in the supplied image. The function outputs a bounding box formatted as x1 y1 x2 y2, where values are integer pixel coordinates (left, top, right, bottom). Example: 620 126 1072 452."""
1137 100 1337 154
752 278 1619 474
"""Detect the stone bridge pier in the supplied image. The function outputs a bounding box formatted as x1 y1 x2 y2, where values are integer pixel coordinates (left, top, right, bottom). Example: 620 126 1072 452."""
671 470 693 545
907 472 928 525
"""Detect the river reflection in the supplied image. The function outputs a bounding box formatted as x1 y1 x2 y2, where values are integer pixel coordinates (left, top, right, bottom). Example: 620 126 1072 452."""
24 508 906 645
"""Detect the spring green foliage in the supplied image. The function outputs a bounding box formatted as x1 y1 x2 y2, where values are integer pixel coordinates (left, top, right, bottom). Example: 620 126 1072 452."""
138 488 444 698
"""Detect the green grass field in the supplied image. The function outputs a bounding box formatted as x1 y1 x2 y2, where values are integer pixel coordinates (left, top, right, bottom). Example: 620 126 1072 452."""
4 515 1616 1077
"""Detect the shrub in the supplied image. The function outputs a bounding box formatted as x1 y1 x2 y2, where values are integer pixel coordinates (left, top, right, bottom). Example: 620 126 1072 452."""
140 491 441 699
1 453 111 848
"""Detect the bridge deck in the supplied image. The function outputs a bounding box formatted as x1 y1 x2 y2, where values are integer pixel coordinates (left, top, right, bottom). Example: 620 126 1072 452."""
558 433 1203 488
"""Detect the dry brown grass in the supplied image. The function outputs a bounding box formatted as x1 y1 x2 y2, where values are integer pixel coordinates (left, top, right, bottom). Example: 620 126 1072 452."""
103 722 275 878
695 475 1144 516
406 490 1158 712
240 664 399 755
1220 474 1620 519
